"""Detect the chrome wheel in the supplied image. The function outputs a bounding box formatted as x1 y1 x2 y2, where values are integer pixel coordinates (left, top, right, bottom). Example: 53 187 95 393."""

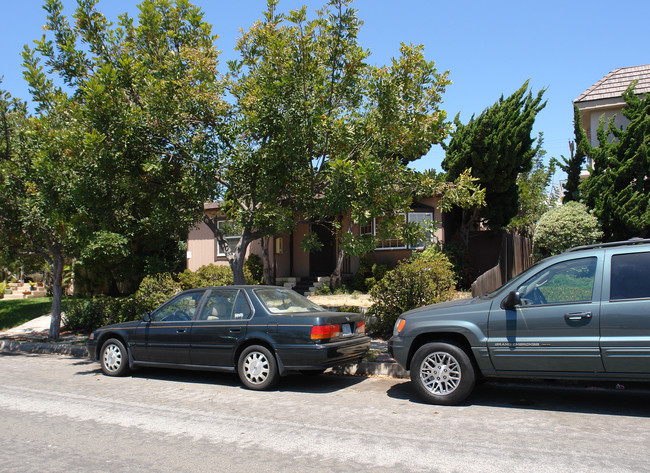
100 338 130 377
243 350 270 385
410 342 475 405
238 345 278 390
419 351 461 396
103 343 123 373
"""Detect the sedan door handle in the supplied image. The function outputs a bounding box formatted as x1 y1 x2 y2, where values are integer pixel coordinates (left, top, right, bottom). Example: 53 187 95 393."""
230 327 241 333
564 312 592 321
176 329 186 333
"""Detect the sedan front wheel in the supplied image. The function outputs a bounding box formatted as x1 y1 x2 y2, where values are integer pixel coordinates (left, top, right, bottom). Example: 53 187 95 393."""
100 338 130 377
410 342 475 405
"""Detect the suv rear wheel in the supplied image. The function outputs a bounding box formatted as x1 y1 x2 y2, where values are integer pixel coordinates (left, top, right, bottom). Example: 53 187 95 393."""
410 342 475 405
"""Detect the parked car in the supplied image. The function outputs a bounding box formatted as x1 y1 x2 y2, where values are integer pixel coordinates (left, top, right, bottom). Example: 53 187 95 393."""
389 239 650 405
87 286 370 390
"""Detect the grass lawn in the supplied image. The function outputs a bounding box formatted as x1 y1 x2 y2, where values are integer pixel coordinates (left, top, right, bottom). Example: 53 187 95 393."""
0 297 52 331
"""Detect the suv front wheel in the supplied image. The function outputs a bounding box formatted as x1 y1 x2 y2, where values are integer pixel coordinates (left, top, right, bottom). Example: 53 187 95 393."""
410 342 475 405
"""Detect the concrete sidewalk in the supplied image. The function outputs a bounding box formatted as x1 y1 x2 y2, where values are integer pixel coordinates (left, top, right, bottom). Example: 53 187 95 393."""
0 315 408 378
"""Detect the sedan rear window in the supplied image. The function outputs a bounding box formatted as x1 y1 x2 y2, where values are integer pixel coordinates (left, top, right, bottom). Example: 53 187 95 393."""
254 288 326 314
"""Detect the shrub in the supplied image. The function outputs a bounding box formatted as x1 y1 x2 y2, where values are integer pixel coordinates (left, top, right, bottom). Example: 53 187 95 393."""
135 273 181 311
369 253 456 338
0 281 5 298
533 202 603 260
336 305 361 313
352 258 388 292
244 254 264 284
63 296 144 333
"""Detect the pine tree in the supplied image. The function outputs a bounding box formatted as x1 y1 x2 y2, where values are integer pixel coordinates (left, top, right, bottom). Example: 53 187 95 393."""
442 81 546 239
582 86 650 240
559 104 588 203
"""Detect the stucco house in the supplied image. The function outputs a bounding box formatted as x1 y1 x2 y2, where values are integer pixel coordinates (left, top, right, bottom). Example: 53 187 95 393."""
187 197 444 289
574 64 650 176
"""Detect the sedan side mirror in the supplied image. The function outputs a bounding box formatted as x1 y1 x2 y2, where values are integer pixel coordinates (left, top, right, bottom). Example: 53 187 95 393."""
500 291 521 310
141 313 151 322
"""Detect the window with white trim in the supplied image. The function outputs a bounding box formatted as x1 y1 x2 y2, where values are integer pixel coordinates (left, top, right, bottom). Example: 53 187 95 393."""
216 220 242 257
373 212 434 250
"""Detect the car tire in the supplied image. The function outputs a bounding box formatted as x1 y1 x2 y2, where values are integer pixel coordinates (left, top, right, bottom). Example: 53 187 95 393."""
238 345 279 390
410 342 475 405
100 338 130 377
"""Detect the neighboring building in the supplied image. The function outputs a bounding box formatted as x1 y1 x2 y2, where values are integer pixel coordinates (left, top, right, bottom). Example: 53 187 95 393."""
574 64 650 176
187 198 444 284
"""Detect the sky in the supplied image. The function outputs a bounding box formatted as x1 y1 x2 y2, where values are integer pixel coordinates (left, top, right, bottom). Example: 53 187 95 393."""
1 0 649 190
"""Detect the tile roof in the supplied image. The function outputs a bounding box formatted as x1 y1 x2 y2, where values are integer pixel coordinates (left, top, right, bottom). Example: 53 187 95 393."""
575 64 650 103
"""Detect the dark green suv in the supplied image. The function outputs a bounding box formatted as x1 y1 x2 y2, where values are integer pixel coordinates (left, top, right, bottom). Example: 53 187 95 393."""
388 239 650 405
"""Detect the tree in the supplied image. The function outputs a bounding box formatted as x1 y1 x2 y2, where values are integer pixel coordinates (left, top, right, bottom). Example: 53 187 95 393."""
532 202 602 260
506 133 557 237
442 81 546 242
0 84 80 339
559 104 588 203
582 85 650 240
23 0 225 294
207 0 454 284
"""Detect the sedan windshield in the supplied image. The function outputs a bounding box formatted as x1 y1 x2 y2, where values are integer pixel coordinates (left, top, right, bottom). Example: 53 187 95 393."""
254 288 326 314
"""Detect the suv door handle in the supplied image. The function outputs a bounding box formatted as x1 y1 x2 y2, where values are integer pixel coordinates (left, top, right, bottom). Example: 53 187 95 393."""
564 312 592 321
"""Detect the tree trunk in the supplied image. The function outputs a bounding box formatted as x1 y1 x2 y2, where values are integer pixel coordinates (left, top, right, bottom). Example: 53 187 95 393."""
49 251 64 341
203 215 254 286
261 237 274 285
331 217 352 288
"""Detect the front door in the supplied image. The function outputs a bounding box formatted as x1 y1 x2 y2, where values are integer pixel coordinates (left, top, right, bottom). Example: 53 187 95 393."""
489 256 605 373
133 290 207 364
190 289 252 367
309 222 336 276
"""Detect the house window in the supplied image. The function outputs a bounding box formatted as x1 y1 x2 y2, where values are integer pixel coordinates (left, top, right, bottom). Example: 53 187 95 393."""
374 212 434 250
216 220 242 257
360 220 375 236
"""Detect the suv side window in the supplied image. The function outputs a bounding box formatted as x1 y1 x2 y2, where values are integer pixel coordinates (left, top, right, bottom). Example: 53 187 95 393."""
517 257 597 306
610 252 650 300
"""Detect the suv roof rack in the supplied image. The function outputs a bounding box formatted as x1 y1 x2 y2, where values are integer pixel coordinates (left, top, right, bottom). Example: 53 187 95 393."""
567 237 650 252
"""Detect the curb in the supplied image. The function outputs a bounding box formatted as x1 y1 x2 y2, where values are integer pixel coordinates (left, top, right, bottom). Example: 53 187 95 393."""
0 338 88 358
0 338 408 378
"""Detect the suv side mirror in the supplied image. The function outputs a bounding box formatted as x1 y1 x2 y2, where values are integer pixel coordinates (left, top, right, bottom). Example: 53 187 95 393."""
500 291 521 310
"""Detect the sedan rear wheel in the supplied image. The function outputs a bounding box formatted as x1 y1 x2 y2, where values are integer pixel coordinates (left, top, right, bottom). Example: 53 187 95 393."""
238 345 278 390
100 338 130 377
410 342 475 405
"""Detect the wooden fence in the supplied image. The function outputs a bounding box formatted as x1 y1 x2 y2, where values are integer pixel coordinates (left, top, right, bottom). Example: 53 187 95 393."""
471 233 533 296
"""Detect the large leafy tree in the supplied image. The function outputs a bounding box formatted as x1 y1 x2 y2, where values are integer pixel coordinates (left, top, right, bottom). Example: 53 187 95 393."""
442 81 546 242
0 85 80 339
23 0 225 294
582 85 650 240
212 0 454 284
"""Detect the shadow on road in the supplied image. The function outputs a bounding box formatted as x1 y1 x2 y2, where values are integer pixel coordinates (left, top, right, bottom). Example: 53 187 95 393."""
74 363 366 394
386 379 650 417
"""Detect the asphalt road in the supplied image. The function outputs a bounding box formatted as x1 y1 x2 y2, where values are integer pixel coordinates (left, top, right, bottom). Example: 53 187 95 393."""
1 353 650 473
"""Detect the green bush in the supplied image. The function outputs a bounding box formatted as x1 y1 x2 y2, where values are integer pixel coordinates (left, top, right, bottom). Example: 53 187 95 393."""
135 273 182 310
244 254 264 284
352 258 388 292
369 253 456 338
337 305 361 313
0 281 5 299
533 202 603 260
63 296 144 333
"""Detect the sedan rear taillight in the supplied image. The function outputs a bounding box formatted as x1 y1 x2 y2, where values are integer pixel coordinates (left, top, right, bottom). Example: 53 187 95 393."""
311 324 341 340
356 321 366 334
